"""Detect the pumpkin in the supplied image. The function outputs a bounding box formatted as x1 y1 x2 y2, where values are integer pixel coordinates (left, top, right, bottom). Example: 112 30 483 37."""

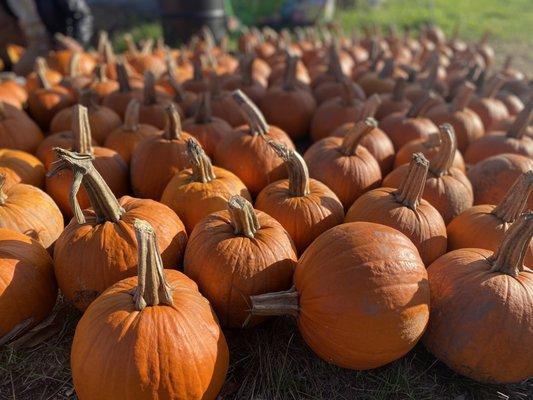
468 74 510 131
47 49 96 76
89 64 119 103
384 124 473 224
138 71 176 129
0 172 63 249
0 102 43 153
425 82 485 152
259 54 317 140
0 228 57 342
249 221 429 369
104 99 159 165
375 78 412 119
346 153 447 265
207 73 247 128
214 90 294 197
71 219 227 400
423 212 533 383
51 148 187 311
447 171 533 266
124 37 166 77
304 118 382 209
102 61 142 119
468 153 533 208
464 100 533 164
182 58 209 93
25 57 62 93
50 89 121 143
394 132 466 172
220 54 267 104
60 52 93 93
184 196 297 327
45 105 129 217
161 138 251 233
0 77 25 109
0 148 45 188
357 57 397 95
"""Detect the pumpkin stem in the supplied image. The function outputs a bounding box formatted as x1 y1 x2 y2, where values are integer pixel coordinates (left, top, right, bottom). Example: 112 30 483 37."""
163 104 183 140
167 71 187 103
47 148 125 224
123 99 140 131
34 57 48 75
232 90 269 136
35 60 51 90
422 54 439 90
268 141 310 197
78 89 98 110
507 100 532 139
482 74 506 98
72 105 93 155
187 138 216 183
394 153 429 210
282 53 298 91
451 82 475 112
240 55 254 87
143 71 158 105
492 171 533 223
327 43 344 81
192 58 203 81
406 91 437 118
430 124 457 177
96 31 108 58
194 92 213 124
423 132 442 149
133 219 174 311
378 58 394 79
0 174 7 205
94 63 108 83
392 78 407 102
116 60 132 92
209 72 223 99
228 195 260 238
124 33 138 55
340 80 363 107
489 212 533 277
359 94 381 119
249 286 299 318
68 52 80 78
340 118 378 156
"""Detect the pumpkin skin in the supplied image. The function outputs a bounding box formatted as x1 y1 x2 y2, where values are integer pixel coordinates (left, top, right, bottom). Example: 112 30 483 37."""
184 197 297 328
0 102 44 153
35 131 99 170
27 82 75 131
102 63 143 118
0 149 45 188
0 228 57 339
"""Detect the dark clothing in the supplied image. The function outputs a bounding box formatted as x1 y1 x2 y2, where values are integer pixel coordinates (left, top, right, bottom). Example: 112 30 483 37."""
35 0 93 45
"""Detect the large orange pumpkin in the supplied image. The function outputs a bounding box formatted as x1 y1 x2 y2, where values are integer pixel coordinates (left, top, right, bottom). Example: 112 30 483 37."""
71 219 228 399
250 221 430 370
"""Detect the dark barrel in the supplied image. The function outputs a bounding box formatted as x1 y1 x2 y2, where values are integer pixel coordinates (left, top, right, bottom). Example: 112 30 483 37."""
158 0 226 44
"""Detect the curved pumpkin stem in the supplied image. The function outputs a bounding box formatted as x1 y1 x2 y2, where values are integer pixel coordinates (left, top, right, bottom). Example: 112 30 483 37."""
406 91 437 118
143 71 158 105
72 105 93 155
249 286 299 318
451 82 475 112
489 212 533 277
394 153 429 210
232 90 269 136
35 59 51 90
47 148 124 224
187 138 216 183
282 53 298 91
194 92 213 124
116 60 132 93
163 104 183 140
430 124 457 177
228 195 260 238
133 219 174 311
492 171 533 223
340 80 364 107
123 99 140 131
268 141 310 197
482 74 506 99
507 100 532 139
359 94 381 119
340 117 378 156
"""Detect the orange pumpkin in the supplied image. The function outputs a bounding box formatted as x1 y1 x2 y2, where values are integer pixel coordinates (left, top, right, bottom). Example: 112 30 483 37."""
89 64 119 103
375 78 412 119
137 71 176 129
25 57 62 93
102 61 143 119
0 148 45 188
468 74 510 131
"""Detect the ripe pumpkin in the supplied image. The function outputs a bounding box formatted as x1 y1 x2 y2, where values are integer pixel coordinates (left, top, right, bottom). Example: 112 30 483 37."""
424 212 533 383
304 118 382 209
220 54 267 103
0 228 57 342
184 196 297 327
102 61 142 118
71 219 228 400
89 64 120 103
255 141 344 254
130 104 192 200
104 99 159 165
202 73 246 128
161 138 251 233
0 148 45 188
214 90 294 197
0 102 43 154
375 77 412 119
250 221 429 370
468 74 510 131
138 71 176 129
51 148 187 311
384 124 473 224
25 57 62 93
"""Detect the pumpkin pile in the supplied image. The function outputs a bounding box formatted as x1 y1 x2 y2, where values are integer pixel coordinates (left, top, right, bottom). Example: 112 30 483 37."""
0 23 531 398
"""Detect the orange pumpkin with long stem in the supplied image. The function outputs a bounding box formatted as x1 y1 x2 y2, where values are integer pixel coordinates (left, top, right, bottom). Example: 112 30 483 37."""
102 61 142 118
89 64 119 102
137 71 176 129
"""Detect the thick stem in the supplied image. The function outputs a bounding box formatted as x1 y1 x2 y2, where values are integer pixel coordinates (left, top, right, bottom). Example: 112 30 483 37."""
35 60 51 90
360 94 381 119
123 100 140 131
340 118 378 156
143 71 157 105
72 105 93 155
194 92 213 124
0 174 7 204
140 38 154 55
393 153 429 210
249 286 299 317
68 52 80 78
240 55 254 87
163 104 183 140
47 148 125 224
116 61 131 92
482 74 506 98
78 89 98 110
167 72 187 103
451 82 475 112
232 90 269 136
327 44 345 81
430 124 457 176
268 141 309 197
392 78 407 102
406 91 437 118
133 219 174 310
282 54 298 91
489 212 533 277
95 64 108 83
341 80 363 107
492 171 533 223
187 138 216 183
96 31 108 58
506 100 532 139
103 41 116 64
378 58 394 79
124 33 138 54
228 195 260 238
422 55 438 90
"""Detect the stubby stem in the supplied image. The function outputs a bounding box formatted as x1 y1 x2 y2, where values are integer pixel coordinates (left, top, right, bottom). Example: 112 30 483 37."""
393 153 429 210
340 118 378 156
123 99 140 131
143 71 157 105
359 94 381 119
451 82 475 112
72 105 93 155
282 53 298 91
163 104 183 140
228 195 260 238
124 33 138 55
430 124 457 176
116 61 131 92
0 174 7 204
392 78 407 102
133 219 174 311
406 91 437 118
194 92 213 124
232 90 269 136
489 212 533 277
492 171 533 223
249 286 299 317
507 101 532 139
378 58 394 79
187 138 216 183
268 141 310 197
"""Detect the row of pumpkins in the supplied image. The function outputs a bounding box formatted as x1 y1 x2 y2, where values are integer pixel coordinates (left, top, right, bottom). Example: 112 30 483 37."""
0 24 531 399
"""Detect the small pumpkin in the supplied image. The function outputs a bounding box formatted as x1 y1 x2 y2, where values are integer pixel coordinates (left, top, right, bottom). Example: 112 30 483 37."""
71 219 227 400
375 77 412 120
207 73 247 128
220 54 267 104
255 141 344 254
0 102 44 154
102 61 142 119
89 63 119 103
25 57 62 93
184 196 297 327
424 212 533 383
138 71 176 129
468 74 510 131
